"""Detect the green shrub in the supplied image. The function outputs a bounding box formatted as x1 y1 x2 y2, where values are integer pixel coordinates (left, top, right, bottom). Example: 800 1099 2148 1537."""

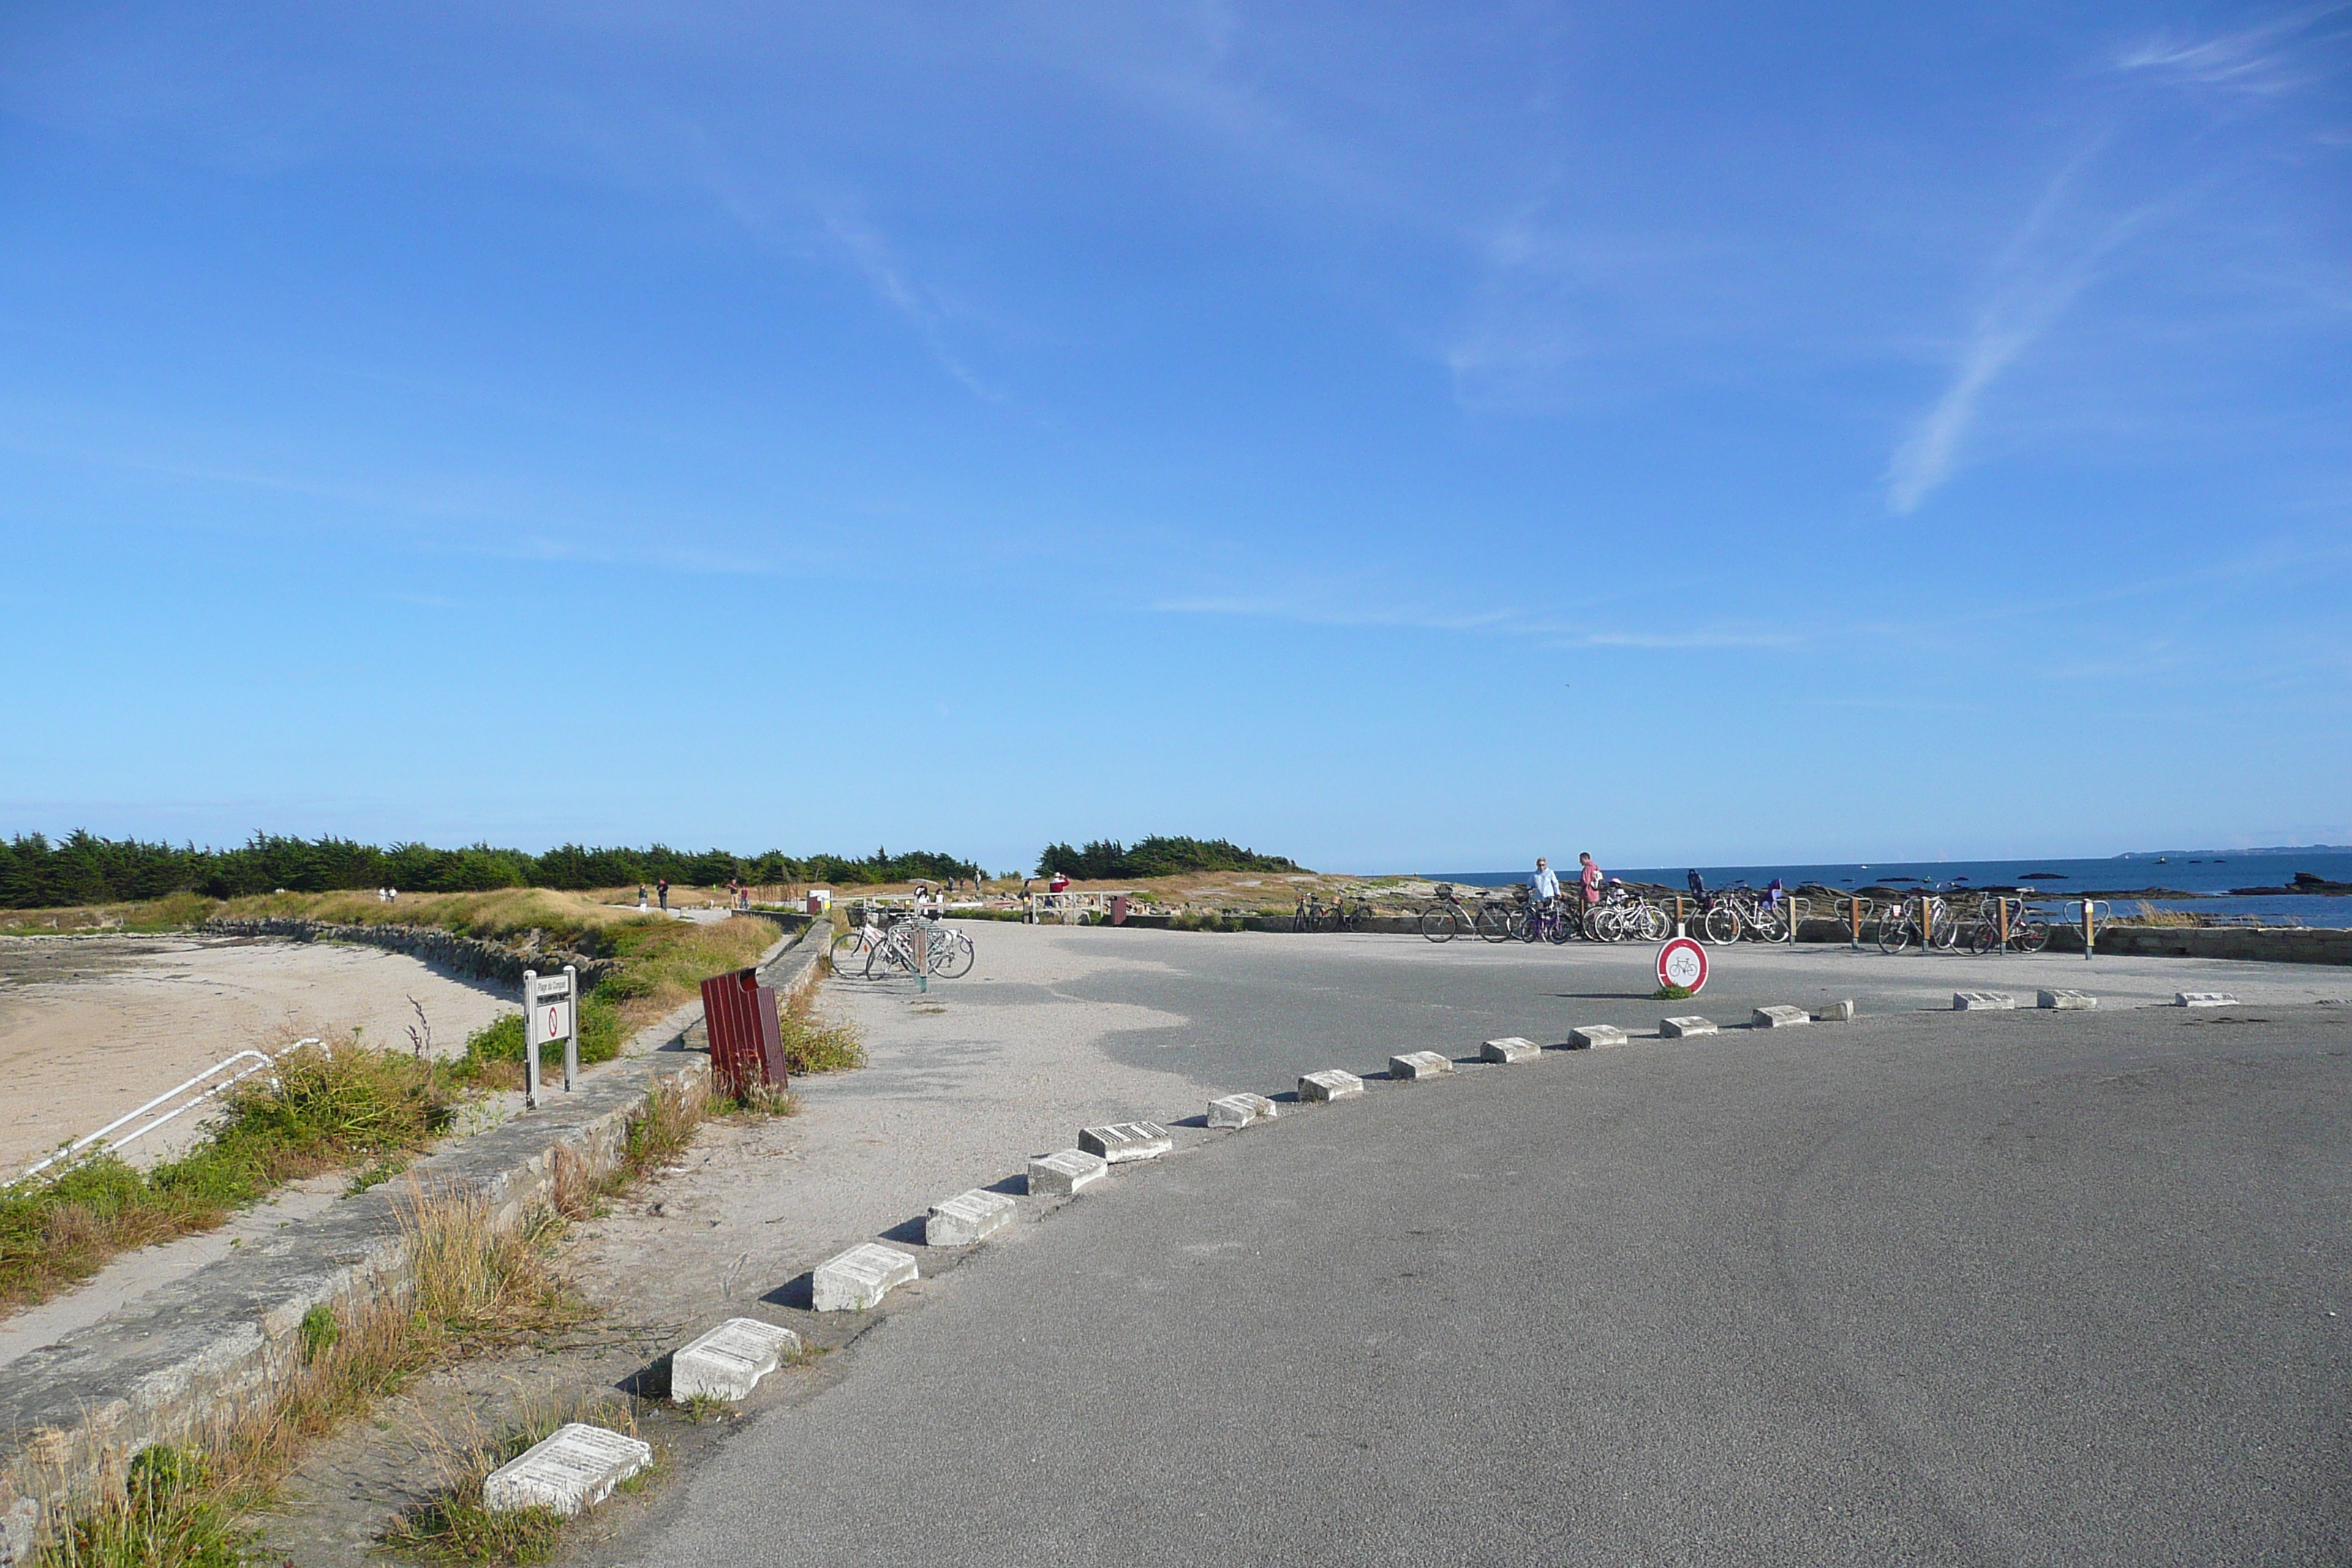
452 999 624 1085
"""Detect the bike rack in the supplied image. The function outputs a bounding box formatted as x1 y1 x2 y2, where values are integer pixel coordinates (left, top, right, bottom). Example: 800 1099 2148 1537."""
17 1036 324 1186
2076 900 2112 960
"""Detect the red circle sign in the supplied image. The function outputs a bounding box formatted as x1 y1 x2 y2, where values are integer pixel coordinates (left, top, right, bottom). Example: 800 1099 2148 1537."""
1656 936 1708 993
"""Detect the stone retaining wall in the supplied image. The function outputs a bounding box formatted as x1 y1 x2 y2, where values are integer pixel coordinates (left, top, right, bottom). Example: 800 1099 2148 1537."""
200 916 625 992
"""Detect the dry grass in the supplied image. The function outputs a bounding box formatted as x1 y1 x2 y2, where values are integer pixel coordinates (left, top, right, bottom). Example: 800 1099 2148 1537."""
34 1184 579 1568
2124 901 2206 927
382 1392 649 1564
777 988 864 1077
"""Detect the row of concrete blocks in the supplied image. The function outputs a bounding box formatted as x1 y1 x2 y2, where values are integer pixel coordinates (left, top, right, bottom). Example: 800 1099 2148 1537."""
481 1119 1189 1515
1950 989 2236 1011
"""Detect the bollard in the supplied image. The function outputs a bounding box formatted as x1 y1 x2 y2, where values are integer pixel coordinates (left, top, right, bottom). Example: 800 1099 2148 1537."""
2083 900 2096 961
1997 899 2010 953
1920 897 1932 951
1849 897 1863 950
1673 895 1686 938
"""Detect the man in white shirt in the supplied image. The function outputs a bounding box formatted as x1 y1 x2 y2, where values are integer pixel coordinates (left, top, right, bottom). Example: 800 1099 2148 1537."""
1529 857 1561 905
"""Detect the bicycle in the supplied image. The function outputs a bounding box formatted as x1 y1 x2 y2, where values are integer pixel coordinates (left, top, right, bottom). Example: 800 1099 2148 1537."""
867 916 975 980
1582 885 1671 943
1513 897 1576 943
1419 884 1515 943
1728 883 1791 943
1876 890 1960 954
1967 894 2051 954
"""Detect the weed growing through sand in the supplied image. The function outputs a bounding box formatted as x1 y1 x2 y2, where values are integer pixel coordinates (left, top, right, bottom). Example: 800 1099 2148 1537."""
1652 984 1697 1002
385 1387 663 1564
777 990 864 1076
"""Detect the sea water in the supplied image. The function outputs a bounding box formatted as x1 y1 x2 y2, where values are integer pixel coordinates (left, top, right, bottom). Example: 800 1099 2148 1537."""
1429 850 2352 927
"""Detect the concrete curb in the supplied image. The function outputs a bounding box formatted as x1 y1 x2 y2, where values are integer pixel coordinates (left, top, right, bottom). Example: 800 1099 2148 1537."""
0 919 827 1554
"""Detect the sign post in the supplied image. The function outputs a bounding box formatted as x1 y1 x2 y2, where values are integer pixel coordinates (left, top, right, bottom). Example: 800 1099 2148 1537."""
523 966 579 1108
1656 935 1708 995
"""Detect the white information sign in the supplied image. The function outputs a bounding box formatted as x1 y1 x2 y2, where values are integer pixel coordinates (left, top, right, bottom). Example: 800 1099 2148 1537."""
521 965 581 1104
526 971 576 1049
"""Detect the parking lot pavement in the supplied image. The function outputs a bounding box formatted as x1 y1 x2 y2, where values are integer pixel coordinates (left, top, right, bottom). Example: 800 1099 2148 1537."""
880 922 2346 1107
637 966 2351 1568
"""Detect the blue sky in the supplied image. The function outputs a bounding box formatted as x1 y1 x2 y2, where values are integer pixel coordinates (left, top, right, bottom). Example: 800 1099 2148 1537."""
3 1 2347 874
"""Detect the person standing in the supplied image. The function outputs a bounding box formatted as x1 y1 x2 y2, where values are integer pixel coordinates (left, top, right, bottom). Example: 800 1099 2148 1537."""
657 878 670 912
1529 856 1561 938
1578 853 1603 911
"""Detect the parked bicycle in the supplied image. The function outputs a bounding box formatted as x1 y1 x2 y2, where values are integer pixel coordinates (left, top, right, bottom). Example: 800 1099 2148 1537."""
1876 889 1961 954
837 911 975 979
1296 891 1379 933
1419 883 1516 943
1583 884 1671 943
1967 894 2051 954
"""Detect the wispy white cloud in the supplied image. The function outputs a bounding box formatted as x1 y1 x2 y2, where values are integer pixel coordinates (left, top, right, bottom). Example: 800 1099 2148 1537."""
811 201 1006 403
2114 4 2348 98
1885 154 2152 514
1151 594 1798 649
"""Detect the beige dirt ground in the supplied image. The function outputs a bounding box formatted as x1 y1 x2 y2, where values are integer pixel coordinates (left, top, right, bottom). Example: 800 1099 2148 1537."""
0 935 516 1176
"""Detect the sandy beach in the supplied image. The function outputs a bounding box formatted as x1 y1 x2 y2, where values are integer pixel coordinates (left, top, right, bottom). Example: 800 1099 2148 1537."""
0 935 516 1176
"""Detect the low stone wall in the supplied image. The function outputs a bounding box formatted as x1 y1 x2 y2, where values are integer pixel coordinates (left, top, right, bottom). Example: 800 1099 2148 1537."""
0 919 820 1561
200 916 624 992
1790 916 2351 966
2047 922 2352 965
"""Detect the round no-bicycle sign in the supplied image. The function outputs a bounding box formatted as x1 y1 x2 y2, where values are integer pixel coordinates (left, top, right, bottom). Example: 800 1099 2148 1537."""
1656 935 1708 994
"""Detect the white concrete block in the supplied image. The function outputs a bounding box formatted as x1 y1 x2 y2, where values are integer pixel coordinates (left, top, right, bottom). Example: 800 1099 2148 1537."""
2177 992 2238 1008
1388 1050 1454 1080
811 1243 919 1311
925 1188 1015 1247
1079 1122 1172 1163
1953 992 2016 1011
1298 1069 1364 1102
1817 999 1856 1022
1208 1093 1277 1128
671 1317 800 1403
2037 989 2097 1010
1569 1025 1628 1049
1752 1006 1811 1029
1660 1015 1718 1039
1480 1036 1539 1063
483 1423 652 1517
1028 1147 1109 1196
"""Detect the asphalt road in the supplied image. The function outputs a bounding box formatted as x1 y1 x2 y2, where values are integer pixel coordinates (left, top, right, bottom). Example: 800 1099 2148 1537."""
642 1000 2352 1567
944 924 2346 1109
